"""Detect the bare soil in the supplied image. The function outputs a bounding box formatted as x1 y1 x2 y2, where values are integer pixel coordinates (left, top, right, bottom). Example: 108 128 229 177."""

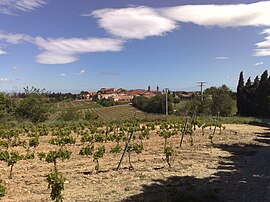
1 124 270 202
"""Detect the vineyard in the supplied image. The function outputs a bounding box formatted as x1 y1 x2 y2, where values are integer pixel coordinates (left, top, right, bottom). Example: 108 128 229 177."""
52 100 101 111
50 103 174 122
0 118 269 201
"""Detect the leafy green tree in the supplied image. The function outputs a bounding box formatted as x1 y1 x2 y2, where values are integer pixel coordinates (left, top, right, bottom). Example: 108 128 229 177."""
132 94 173 114
0 93 15 121
15 87 50 123
211 85 234 116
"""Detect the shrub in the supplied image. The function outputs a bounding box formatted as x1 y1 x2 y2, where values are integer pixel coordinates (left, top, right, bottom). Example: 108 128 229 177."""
58 110 79 121
15 88 50 123
84 111 98 121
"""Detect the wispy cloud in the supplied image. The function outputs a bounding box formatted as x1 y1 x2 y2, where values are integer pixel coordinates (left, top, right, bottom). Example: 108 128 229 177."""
0 32 124 64
0 0 46 15
214 56 228 60
91 6 177 39
254 62 264 66
78 69 85 75
11 66 22 71
0 49 7 55
160 1 270 27
100 71 120 76
60 73 66 77
0 78 11 84
254 29 270 57
0 32 31 44
34 37 124 64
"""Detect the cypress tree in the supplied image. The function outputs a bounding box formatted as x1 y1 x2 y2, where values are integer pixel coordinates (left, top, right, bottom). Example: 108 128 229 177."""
236 71 245 115
256 70 269 116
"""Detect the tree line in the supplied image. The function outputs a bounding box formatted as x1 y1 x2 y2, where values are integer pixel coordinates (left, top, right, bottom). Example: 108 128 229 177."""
132 85 235 117
237 70 270 117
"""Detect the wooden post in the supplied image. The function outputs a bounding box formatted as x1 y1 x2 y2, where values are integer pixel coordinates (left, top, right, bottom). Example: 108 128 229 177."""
180 118 188 147
116 114 136 171
211 112 220 145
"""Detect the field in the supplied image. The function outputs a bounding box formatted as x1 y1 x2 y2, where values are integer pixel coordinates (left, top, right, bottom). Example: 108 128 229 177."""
52 100 101 111
0 121 269 202
50 101 174 121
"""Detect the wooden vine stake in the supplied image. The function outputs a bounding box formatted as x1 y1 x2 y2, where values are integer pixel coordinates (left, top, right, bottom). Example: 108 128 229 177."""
210 112 220 145
180 117 188 147
116 114 137 171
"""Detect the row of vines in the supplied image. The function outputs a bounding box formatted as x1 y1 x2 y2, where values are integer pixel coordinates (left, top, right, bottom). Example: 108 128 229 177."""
0 117 224 201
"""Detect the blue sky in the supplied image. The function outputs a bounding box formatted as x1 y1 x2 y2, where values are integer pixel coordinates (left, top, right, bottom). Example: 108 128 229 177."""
0 0 270 93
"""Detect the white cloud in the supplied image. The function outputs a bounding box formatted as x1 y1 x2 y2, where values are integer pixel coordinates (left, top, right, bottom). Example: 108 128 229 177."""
214 56 228 60
254 62 264 66
254 29 270 57
34 37 124 64
160 1 270 27
0 32 31 44
60 73 66 77
78 69 85 75
0 78 11 84
0 49 7 55
92 6 177 39
0 0 46 15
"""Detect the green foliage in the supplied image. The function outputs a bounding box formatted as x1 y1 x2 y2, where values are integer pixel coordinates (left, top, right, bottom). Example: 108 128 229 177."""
49 136 76 146
93 146 105 172
181 85 235 117
128 143 143 154
0 92 15 121
164 146 174 168
29 137 39 148
132 94 173 114
0 151 23 179
94 134 104 143
98 97 116 107
24 153 35 160
237 70 270 117
58 110 79 121
39 148 71 170
81 134 93 143
159 130 176 148
0 182 6 198
110 145 122 153
79 144 94 156
84 111 98 121
47 170 65 202
127 143 143 170
15 87 50 123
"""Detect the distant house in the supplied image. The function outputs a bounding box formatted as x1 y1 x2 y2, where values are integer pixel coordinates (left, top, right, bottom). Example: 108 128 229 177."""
114 94 133 102
126 89 146 97
80 92 97 99
99 93 133 102
99 93 117 99
172 91 194 98
142 90 162 98
100 88 116 94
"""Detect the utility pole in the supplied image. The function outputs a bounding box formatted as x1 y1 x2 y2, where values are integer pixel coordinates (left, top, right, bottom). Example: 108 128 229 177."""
197 82 206 100
165 88 169 115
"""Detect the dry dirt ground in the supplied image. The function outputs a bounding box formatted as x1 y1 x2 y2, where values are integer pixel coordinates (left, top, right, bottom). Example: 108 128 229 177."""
1 124 270 202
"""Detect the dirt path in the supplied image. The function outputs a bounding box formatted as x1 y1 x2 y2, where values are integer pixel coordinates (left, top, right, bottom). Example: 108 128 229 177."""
0 124 269 201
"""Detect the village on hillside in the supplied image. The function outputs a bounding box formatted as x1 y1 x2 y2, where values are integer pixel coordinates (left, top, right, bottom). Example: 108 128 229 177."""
79 86 196 102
